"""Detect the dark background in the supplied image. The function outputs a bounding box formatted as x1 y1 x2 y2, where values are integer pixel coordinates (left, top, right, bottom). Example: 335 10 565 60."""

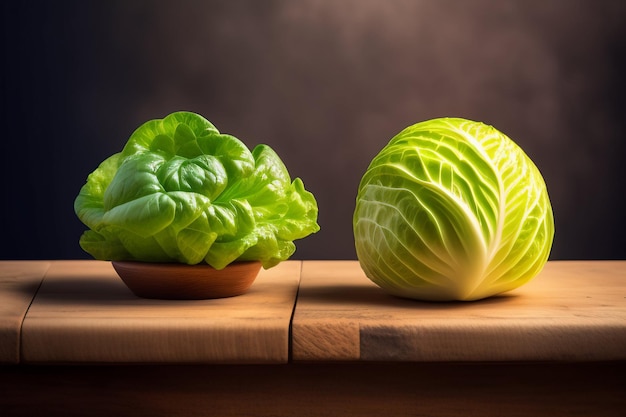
2 0 625 261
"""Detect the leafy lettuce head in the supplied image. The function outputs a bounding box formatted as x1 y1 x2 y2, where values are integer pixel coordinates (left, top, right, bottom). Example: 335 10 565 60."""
353 117 554 301
75 111 319 269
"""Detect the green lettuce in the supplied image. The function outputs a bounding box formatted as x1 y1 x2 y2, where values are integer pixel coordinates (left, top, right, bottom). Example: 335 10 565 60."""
353 117 554 301
75 111 319 269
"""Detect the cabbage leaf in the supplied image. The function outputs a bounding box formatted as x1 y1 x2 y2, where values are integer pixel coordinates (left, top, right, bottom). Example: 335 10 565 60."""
353 117 554 301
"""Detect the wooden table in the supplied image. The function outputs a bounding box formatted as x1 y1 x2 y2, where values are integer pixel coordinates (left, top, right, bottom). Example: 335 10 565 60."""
19 260 301 364
1 260 624 416
293 260 626 362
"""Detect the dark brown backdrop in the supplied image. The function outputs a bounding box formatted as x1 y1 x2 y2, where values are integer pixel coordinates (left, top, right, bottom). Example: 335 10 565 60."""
2 0 625 261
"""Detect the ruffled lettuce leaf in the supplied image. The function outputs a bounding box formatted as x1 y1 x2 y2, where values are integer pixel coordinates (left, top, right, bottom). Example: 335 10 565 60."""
75 111 319 269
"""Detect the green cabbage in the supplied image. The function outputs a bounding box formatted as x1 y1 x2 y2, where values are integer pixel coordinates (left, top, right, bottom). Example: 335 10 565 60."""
75 111 319 269
353 117 554 301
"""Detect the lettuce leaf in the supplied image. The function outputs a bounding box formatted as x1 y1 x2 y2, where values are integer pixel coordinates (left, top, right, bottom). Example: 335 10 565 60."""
75 111 319 269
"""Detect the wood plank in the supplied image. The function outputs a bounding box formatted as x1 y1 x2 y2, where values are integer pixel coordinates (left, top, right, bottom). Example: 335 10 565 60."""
1 362 624 417
0 261 49 364
21 260 301 364
292 260 626 361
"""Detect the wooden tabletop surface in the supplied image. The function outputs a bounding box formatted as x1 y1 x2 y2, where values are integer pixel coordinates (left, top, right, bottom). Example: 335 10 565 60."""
1 260 624 364
0 261 50 363
17 260 301 364
292 260 626 361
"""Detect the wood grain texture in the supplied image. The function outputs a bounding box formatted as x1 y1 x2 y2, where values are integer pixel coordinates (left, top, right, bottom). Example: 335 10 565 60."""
21 260 301 364
0 261 49 364
292 260 626 361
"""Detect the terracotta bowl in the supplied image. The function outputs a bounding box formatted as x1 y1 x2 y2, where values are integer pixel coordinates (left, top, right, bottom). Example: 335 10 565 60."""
111 261 262 300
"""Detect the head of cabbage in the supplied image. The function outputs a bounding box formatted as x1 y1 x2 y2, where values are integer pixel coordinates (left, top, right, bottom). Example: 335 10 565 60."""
353 118 554 301
75 111 319 270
